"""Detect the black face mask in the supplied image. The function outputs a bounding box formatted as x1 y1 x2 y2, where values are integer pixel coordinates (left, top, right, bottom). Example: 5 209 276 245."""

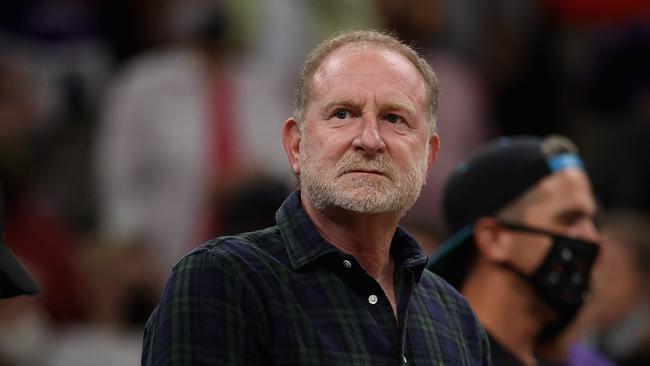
497 220 600 339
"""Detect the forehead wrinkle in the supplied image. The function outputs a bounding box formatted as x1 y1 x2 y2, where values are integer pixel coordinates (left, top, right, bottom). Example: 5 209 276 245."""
317 74 422 105
312 46 424 91
320 98 365 114
308 47 428 120
317 86 420 118
313 71 415 97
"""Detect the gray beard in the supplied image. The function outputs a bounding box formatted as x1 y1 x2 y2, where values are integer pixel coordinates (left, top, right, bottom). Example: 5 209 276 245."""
299 145 428 216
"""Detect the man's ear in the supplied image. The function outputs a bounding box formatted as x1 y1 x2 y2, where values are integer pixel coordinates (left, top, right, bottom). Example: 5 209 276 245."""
473 217 510 262
426 133 440 172
282 117 302 176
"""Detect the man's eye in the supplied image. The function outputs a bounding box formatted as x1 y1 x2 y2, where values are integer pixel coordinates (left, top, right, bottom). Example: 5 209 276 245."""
386 113 400 124
335 109 349 119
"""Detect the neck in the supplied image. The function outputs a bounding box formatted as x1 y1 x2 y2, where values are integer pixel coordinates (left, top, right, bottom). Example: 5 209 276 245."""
302 194 400 314
463 261 554 366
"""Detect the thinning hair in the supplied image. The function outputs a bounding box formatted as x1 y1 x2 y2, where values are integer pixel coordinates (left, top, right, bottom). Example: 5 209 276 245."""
293 30 439 134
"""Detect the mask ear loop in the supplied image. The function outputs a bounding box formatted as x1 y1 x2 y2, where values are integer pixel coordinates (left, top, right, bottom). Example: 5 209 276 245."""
488 218 553 280
496 219 561 238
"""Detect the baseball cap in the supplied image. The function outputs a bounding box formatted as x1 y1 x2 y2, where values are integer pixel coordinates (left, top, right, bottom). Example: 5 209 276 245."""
426 136 585 287
0 182 40 299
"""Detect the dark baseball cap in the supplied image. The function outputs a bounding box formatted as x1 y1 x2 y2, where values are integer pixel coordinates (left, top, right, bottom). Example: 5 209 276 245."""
0 183 40 299
426 136 586 288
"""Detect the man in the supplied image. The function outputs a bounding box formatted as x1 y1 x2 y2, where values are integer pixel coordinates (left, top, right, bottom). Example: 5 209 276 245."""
0 182 39 299
143 30 490 365
427 136 607 366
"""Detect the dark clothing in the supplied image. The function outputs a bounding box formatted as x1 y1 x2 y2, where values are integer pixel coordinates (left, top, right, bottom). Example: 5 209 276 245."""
488 333 615 366
143 192 491 365
488 334 532 366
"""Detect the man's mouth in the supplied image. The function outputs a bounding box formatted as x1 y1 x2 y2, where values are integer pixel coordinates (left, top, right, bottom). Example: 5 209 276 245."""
340 169 387 177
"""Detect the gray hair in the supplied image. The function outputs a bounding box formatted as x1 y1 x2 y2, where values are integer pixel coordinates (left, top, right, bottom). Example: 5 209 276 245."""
293 30 439 134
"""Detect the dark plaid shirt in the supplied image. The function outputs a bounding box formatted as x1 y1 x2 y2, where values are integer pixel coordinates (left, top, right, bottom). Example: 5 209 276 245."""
142 192 490 365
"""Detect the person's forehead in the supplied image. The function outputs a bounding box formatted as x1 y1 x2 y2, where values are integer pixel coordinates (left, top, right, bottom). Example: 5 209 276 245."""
536 169 593 195
311 45 427 94
522 169 596 217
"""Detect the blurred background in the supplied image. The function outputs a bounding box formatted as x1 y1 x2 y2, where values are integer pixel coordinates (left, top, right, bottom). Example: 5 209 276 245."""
0 0 648 365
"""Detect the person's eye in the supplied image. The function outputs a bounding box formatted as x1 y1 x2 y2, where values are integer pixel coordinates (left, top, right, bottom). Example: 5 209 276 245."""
334 109 349 119
385 113 401 124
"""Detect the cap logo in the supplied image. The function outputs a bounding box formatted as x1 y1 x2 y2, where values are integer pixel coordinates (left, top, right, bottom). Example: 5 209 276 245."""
547 153 584 173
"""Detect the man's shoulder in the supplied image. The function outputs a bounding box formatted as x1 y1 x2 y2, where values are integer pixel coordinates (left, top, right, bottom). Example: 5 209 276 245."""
418 269 465 299
415 269 491 363
416 269 478 321
173 226 287 274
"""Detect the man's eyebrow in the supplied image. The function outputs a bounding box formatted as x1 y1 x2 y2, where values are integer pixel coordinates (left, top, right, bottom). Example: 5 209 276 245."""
383 101 417 116
554 207 595 223
321 99 359 113
320 99 417 115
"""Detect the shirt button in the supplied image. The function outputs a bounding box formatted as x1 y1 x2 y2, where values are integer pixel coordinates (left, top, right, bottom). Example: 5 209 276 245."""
401 354 408 364
368 294 378 304
342 259 352 268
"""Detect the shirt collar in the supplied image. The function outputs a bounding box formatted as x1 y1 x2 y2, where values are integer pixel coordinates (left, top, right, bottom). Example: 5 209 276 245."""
276 192 428 281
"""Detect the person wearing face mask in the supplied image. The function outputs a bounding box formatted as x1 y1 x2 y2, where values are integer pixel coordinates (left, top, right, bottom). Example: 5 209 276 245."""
427 135 614 366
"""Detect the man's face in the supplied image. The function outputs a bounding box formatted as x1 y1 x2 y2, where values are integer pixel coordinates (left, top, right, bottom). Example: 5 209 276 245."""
284 45 438 215
503 169 600 274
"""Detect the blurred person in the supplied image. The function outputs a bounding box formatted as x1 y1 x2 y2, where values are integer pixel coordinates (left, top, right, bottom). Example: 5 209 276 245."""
47 240 162 366
0 180 47 366
588 210 650 366
95 0 283 271
0 58 84 324
143 30 490 365
428 136 613 366
1 27 112 226
0 58 38 146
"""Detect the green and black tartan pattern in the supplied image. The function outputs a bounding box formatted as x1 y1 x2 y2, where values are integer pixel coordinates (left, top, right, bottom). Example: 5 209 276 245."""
143 192 491 365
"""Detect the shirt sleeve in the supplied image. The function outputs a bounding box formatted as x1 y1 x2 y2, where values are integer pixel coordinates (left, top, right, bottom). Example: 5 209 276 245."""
142 246 269 365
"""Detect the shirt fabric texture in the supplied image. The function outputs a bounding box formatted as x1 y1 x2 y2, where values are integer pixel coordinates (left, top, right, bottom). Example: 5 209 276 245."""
142 192 491 365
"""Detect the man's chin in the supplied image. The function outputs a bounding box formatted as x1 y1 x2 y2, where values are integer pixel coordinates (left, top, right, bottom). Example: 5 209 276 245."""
303 179 415 215
331 189 404 214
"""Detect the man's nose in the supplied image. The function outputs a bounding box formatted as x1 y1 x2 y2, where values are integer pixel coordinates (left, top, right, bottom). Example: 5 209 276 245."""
573 220 601 244
352 116 386 154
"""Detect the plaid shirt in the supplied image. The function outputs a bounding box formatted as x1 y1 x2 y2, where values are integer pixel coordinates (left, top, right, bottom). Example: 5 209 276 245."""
142 192 490 365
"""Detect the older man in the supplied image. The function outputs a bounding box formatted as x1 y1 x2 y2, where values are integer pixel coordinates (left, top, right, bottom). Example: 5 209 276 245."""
143 30 490 365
